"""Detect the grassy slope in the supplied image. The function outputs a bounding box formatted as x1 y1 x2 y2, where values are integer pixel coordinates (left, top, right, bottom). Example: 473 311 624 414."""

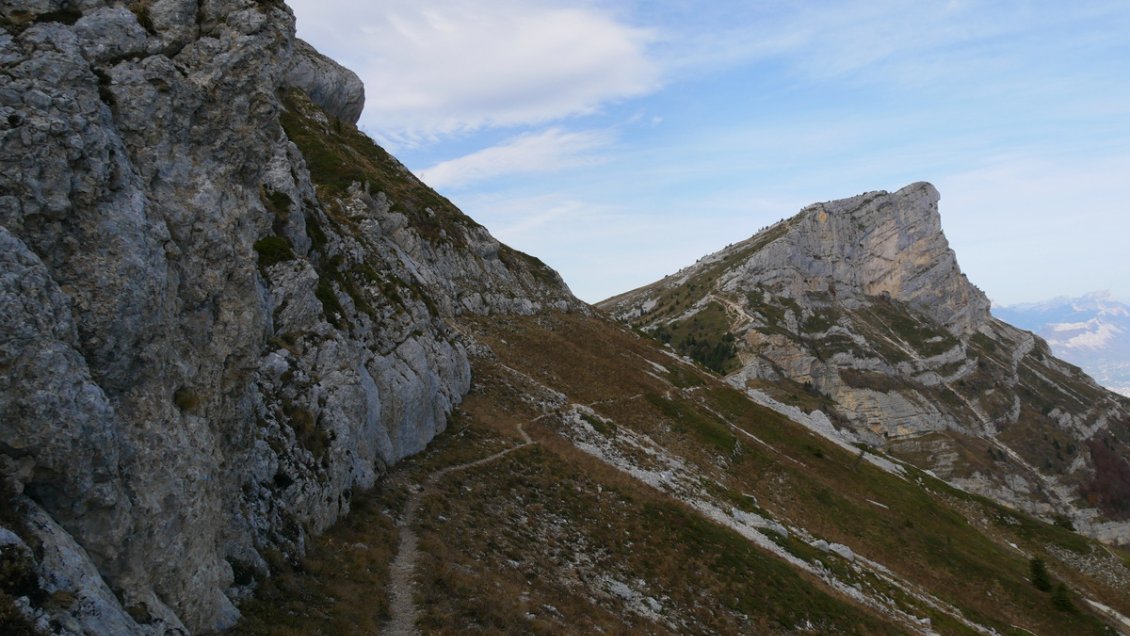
613 239 1130 517
235 312 1130 634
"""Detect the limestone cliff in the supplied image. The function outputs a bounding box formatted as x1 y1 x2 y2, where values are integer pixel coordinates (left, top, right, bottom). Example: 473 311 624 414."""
722 183 991 334
601 183 1130 544
0 1 577 633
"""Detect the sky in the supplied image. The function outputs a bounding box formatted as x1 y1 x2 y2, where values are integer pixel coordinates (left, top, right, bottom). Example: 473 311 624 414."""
287 0 1130 307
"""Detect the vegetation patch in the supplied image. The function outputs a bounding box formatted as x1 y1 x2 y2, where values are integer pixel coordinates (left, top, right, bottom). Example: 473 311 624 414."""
838 368 908 393
409 418 894 634
253 236 295 268
173 387 202 414
580 412 616 437
802 306 842 333
498 244 561 289
810 333 868 360
284 403 329 459
0 527 44 636
1083 436 1130 518
261 188 293 218
664 362 704 389
127 1 155 34
278 89 481 248
314 277 345 328
650 302 739 374
1030 557 1052 591
241 312 1127 635
746 288 802 337
862 296 959 357
233 494 398 635
644 393 736 452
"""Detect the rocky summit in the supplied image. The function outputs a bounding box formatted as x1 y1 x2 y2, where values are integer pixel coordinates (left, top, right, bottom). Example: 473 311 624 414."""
3 2 1130 636
601 182 1130 544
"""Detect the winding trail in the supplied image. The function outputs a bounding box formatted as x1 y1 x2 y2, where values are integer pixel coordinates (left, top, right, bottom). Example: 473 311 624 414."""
383 419 534 635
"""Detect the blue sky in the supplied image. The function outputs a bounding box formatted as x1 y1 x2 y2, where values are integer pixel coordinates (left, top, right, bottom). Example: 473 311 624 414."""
288 1 1130 307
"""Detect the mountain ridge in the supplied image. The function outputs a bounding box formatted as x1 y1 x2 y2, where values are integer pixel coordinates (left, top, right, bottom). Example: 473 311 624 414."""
600 183 1130 545
4 2 1130 634
997 293 1130 398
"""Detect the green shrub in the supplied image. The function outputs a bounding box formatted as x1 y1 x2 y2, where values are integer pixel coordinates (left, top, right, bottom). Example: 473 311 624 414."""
1051 583 1076 612
253 236 295 268
1030 557 1051 592
127 1 155 34
1052 515 1075 531
650 302 739 374
285 404 329 458
0 594 41 636
0 535 43 636
261 189 293 218
315 278 345 327
580 413 616 437
173 387 201 414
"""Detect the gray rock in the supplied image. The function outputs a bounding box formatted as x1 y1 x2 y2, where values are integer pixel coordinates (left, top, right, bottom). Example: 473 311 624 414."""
0 2 581 634
285 38 365 124
73 7 149 64
23 500 151 636
601 183 1130 545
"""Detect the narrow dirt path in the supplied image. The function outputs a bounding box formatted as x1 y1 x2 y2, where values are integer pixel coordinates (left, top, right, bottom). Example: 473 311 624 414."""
711 291 756 330
383 420 533 635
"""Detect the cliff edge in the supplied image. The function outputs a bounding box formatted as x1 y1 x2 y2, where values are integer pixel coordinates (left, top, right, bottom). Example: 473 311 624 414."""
0 1 577 633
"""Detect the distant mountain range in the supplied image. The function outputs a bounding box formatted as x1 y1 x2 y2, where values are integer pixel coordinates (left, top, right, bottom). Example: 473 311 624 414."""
996 292 1130 397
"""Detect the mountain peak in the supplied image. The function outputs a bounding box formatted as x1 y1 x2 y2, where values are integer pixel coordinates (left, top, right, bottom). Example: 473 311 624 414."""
614 182 990 335
780 181 990 334
602 183 1130 545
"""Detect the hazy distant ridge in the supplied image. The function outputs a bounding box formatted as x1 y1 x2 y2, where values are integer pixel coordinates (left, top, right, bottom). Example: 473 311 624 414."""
997 292 1130 397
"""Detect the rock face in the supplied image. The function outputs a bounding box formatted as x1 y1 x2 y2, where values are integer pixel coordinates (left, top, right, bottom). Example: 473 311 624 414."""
733 183 991 334
285 38 364 124
601 183 1130 543
0 1 578 633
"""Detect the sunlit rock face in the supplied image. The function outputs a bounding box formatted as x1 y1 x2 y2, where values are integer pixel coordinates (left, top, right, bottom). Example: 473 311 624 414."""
602 183 1130 544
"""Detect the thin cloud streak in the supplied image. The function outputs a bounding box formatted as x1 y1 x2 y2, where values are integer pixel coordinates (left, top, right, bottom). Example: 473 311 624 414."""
417 128 615 189
289 0 660 147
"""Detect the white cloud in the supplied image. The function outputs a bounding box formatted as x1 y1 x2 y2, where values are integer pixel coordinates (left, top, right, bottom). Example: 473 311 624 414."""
288 0 659 146
1048 321 1123 351
1051 321 1095 333
416 128 613 189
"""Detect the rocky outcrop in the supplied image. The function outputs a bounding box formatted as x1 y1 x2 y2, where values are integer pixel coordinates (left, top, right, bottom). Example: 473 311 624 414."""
728 183 991 334
285 38 364 124
601 183 1130 543
0 1 578 633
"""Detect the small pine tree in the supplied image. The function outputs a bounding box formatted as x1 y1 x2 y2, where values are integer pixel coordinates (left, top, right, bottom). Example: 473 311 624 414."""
1030 557 1052 592
1051 583 1076 613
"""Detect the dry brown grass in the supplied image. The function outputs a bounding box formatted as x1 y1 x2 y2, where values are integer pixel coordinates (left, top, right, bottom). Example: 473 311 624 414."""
234 311 1130 634
459 312 1127 634
232 493 398 635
